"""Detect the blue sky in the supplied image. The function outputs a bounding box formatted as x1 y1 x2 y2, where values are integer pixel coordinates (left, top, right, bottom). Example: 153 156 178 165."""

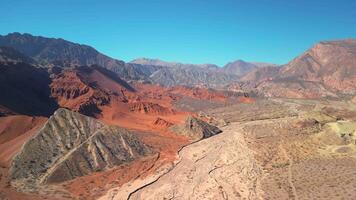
0 0 355 66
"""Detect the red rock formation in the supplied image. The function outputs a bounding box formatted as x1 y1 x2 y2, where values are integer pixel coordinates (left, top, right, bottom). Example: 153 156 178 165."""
129 102 175 115
153 117 174 128
50 66 136 116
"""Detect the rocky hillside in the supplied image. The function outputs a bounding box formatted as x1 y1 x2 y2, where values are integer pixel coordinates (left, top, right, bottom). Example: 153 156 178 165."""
50 65 136 116
239 39 356 98
170 116 222 141
279 39 356 93
10 108 152 190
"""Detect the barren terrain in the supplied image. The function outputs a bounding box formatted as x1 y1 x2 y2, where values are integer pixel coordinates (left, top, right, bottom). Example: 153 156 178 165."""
99 98 356 200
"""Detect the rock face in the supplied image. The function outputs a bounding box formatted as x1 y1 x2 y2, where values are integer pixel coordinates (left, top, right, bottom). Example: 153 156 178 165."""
170 116 222 141
10 108 152 188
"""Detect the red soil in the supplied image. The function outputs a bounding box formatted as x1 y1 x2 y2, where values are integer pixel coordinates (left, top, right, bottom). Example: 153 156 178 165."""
0 115 47 167
237 97 256 103
129 102 175 115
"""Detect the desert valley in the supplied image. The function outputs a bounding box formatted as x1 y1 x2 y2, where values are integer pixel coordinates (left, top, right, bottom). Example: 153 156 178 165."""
0 32 355 200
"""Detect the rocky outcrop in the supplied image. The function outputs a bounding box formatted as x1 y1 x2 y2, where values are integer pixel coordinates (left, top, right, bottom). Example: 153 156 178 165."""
10 108 152 189
170 116 222 141
152 117 173 128
129 102 175 115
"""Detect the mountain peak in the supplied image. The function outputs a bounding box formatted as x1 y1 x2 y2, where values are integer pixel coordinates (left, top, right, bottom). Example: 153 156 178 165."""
222 59 257 76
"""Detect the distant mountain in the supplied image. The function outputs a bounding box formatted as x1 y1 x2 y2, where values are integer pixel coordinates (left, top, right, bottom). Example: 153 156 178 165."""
253 39 356 98
251 62 277 68
218 60 277 78
131 58 270 76
0 33 150 81
130 58 220 70
2 33 289 88
149 66 237 88
222 60 258 77
130 58 281 87
130 58 237 87
278 39 356 93
0 33 238 87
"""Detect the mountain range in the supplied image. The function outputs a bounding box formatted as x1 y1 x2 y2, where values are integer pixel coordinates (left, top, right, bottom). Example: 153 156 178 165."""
0 33 274 88
0 32 355 98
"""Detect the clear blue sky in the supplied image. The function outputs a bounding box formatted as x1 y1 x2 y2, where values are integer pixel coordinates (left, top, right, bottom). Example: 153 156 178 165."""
0 0 355 66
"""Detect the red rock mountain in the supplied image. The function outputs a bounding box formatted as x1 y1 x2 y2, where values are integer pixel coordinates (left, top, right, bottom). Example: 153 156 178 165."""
50 65 136 116
279 39 356 94
242 39 356 98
